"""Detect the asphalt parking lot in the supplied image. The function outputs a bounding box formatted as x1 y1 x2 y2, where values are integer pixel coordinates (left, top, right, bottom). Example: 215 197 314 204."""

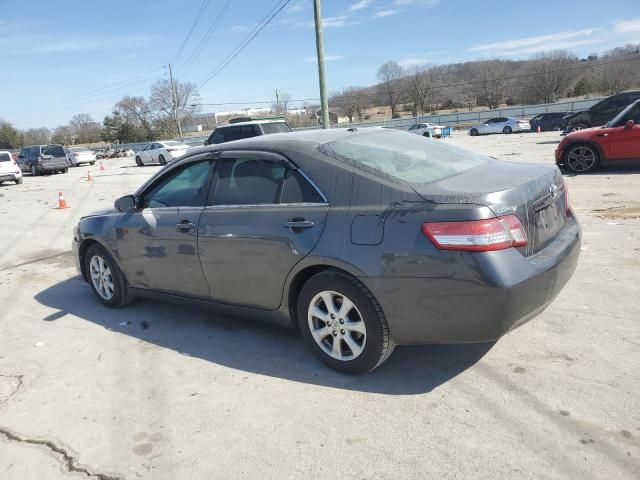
0 132 639 479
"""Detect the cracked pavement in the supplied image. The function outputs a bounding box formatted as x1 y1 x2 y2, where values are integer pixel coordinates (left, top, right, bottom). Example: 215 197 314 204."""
0 136 639 479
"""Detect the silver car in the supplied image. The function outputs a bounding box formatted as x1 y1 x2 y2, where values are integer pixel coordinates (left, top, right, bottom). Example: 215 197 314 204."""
469 117 531 136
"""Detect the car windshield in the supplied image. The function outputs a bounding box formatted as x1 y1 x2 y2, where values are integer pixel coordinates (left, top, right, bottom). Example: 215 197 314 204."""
42 145 66 157
261 122 292 134
163 141 187 147
0 152 11 162
319 131 489 184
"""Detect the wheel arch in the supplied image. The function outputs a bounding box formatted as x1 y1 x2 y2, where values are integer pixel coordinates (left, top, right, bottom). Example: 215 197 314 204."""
285 261 366 330
78 236 127 284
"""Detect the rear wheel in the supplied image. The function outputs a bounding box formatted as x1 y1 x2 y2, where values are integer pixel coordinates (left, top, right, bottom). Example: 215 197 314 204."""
15 178 23 184
135 156 143 167
565 144 599 173
297 270 395 374
61 168 68 174
503 126 512 134
30 165 39 176
159 154 167 166
470 128 479 136
84 243 135 308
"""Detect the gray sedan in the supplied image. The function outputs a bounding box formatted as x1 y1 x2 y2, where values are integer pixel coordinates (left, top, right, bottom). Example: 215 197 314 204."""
72 129 580 374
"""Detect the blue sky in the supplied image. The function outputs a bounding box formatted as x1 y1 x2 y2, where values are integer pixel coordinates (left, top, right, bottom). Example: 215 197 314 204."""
1 0 639 129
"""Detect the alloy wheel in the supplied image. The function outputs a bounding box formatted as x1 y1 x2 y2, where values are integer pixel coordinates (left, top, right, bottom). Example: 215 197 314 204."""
307 290 367 361
89 255 115 300
567 146 597 172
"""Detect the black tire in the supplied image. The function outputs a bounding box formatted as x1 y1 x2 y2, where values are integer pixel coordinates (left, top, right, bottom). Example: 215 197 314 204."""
30 164 39 176
84 243 135 308
159 154 167 166
423 132 431 138
564 143 599 174
90 161 95 166
61 168 68 174
15 178 23 184
570 123 588 132
297 269 395 374
135 156 143 167
503 126 512 134
470 128 479 136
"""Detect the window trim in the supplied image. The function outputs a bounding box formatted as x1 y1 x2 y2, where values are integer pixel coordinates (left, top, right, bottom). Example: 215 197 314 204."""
206 149 329 208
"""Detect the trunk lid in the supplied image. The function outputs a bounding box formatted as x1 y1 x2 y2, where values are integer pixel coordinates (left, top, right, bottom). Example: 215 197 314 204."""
412 160 567 256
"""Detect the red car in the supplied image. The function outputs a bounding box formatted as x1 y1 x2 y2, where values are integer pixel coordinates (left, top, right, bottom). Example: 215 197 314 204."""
556 99 640 173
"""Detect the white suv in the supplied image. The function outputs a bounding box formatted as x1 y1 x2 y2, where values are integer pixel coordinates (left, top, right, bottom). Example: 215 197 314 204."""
0 151 23 185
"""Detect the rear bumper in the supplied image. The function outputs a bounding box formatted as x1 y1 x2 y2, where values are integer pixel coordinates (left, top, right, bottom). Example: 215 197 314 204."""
0 170 22 181
363 212 581 345
40 159 70 171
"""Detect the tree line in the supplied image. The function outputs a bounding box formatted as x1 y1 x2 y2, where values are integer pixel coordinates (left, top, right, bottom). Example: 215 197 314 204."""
329 44 640 122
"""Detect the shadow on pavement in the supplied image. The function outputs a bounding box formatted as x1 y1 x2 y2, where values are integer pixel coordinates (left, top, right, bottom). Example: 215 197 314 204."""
35 277 494 395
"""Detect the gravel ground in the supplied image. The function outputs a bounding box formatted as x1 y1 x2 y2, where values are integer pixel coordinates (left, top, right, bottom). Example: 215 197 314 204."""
0 133 638 479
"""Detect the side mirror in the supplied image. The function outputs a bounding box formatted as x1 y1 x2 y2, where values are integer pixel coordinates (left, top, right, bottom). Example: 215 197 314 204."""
625 119 635 129
115 195 136 212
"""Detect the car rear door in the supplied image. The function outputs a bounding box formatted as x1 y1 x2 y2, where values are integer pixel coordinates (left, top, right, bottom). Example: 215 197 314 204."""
197 150 328 310
115 155 216 297
607 103 640 160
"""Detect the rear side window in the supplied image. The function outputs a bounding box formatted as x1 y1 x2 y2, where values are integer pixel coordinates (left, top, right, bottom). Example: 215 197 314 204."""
212 159 286 205
260 122 292 135
240 125 259 139
281 170 325 204
320 130 489 184
0 153 11 162
42 145 66 157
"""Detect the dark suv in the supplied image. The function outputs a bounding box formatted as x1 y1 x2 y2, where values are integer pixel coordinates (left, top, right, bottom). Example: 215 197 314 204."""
204 120 292 145
564 91 640 133
529 112 569 132
18 145 70 176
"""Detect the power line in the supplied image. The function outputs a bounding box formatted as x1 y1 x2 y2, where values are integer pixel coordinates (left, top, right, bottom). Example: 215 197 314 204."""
170 0 211 65
176 0 233 75
198 0 292 88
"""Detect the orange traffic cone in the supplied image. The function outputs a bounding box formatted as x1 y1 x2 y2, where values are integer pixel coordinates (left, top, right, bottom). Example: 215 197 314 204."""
99 162 105 171
87 171 93 182
537 125 541 134
57 191 69 209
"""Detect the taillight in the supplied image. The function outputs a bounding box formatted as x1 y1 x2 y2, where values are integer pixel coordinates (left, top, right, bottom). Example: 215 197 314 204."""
422 215 528 252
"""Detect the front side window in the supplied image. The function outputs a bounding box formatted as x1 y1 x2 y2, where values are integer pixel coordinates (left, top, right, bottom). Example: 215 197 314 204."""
142 160 213 208
212 159 286 205
408 125 418 130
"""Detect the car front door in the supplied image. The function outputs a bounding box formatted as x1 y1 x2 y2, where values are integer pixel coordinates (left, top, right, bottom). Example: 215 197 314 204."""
607 104 640 160
197 150 329 310
115 155 216 297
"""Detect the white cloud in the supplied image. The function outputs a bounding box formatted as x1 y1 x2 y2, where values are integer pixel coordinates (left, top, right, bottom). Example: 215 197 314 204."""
615 18 640 33
303 54 345 63
351 0 373 10
398 56 430 67
499 39 602 56
287 0 308 13
392 0 439 6
469 28 600 52
375 9 400 17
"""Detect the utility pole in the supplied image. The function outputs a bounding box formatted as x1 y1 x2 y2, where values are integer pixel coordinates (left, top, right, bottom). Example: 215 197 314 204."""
168 63 183 139
275 89 280 108
313 0 329 129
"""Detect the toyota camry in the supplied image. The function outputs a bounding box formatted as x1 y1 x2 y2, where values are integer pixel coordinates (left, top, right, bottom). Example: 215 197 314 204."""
72 129 580 374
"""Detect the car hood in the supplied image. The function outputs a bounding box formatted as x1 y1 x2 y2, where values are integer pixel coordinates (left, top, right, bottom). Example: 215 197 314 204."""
562 126 603 140
81 207 118 219
563 111 583 120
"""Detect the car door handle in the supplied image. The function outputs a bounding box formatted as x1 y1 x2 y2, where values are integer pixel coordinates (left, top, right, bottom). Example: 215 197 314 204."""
176 221 196 232
284 220 315 229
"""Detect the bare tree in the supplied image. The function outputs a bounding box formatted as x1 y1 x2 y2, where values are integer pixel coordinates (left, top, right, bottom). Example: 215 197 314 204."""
150 79 200 133
52 125 74 145
271 92 293 115
377 61 404 117
598 58 636 95
523 51 576 104
69 113 102 144
330 87 368 123
472 60 508 109
22 128 51 145
116 97 155 140
409 65 444 115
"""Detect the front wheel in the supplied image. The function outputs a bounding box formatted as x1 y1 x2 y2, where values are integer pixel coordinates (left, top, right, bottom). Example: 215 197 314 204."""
470 128 479 136
565 144 599 173
159 154 167 166
297 270 395 374
503 126 512 134
135 156 143 167
84 244 135 308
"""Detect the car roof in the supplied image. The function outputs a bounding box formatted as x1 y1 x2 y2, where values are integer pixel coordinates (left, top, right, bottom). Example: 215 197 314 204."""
215 120 288 129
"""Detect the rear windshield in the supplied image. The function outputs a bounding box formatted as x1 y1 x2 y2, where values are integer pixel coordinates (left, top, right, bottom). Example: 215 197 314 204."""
319 130 489 184
0 153 11 162
261 122 291 134
42 145 66 157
